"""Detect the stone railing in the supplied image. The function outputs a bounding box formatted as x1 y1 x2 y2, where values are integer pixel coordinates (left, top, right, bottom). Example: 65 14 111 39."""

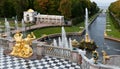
36 44 82 64
79 53 120 69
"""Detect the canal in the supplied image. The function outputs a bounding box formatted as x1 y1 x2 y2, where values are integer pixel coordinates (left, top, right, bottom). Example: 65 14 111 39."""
89 12 120 58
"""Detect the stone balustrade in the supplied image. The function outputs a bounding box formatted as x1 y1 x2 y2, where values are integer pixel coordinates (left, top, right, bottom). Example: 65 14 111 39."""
36 44 82 64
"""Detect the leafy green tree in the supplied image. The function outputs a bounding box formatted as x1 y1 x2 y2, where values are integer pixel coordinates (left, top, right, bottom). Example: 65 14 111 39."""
28 0 34 9
35 0 49 14
13 0 28 20
109 0 120 19
0 0 16 17
47 0 60 15
58 0 72 19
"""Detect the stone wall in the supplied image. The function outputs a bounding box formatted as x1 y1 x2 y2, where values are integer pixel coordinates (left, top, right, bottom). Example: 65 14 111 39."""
105 36 120 42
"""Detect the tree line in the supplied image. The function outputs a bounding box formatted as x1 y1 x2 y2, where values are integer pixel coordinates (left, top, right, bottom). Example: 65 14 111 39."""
0 0 99 25
109 0 120 20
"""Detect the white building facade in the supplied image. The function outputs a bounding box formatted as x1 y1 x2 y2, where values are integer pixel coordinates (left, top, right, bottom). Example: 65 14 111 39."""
24 9 65 25
23 9 37 23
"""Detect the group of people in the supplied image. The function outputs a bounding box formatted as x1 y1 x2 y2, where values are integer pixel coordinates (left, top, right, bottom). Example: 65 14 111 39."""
10 31 36 58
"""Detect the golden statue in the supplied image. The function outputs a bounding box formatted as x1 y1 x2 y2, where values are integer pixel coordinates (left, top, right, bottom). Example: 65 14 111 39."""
10 31 23 56
10 31 36 58
85 33 91 43
19 32 36 58
92 50 99 64
72 39 79 47
102 50 110 64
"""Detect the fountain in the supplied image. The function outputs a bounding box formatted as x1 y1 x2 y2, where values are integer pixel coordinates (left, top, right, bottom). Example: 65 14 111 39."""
51 27 71 49
22 19 26 37
53 39 57 47
58 37 62 47
52 27 73 49
79 8 97 51
14 20 19 30
4 18 11 38
85 8 91 42
69 38 73 50
61 26 69 48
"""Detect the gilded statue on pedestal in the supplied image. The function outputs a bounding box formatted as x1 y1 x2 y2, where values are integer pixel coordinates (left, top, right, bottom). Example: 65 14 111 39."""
102 50 110 64
92 50 99 64
10 31 23 56
10 31 36 58
19 32 36 58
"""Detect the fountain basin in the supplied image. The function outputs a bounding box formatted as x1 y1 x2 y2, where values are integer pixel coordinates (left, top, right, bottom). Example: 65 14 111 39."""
38 32 83 45
37 32 97 51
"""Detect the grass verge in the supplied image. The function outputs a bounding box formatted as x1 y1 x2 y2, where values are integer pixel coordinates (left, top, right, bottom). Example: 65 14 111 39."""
106 12 120 38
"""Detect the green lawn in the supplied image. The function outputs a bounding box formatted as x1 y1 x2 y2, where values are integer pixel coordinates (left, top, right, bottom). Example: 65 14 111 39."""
32 13 99 38
33 25 84 38
106 12 120 38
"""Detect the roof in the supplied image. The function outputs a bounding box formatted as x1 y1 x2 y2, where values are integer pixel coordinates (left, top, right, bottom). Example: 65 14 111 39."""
27 9 34 12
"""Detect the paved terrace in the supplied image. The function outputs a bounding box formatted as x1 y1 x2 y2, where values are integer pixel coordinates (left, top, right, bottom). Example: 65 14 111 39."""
0 45 81 69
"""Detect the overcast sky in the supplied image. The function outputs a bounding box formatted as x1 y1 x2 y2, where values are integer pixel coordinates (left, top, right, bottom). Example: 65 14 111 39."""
91 0 117 6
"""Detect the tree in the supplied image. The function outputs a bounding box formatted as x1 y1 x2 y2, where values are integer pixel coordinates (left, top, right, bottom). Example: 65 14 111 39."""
109 0 120 19
58 0 72 19
13 0 28 20
35 0 49 14
28 0 34 9
47 0 60 15
2 0 16 17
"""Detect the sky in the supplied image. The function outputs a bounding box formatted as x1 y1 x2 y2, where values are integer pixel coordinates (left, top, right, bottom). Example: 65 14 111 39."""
91 0 117 6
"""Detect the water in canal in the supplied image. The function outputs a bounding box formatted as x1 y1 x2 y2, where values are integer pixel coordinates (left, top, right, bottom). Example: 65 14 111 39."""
89 12 120 59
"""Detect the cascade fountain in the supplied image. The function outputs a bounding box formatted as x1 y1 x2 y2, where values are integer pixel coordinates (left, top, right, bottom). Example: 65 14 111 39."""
4 18 11 38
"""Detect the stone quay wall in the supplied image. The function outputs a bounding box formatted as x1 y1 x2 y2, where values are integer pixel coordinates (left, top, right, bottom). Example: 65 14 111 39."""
105 36 120 42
